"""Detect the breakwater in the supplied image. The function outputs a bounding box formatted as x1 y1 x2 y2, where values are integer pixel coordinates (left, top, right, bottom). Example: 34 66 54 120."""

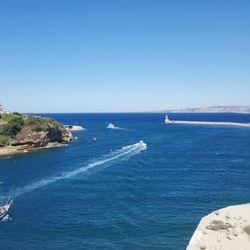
165 120 250 127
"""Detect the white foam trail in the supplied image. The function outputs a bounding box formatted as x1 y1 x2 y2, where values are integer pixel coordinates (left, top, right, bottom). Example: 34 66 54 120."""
108 126 124 130
1 214 12 222
11 141 147 198
113 127 127 130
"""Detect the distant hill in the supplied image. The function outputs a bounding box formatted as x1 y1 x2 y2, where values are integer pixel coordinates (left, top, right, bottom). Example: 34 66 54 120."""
162 106 250 114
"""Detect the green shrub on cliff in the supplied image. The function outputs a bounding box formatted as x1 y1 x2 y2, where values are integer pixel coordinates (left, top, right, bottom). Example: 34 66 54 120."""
0 113 68 148
0 113 24 137
0 135 9 146
25 115 63 132
1 112 22 122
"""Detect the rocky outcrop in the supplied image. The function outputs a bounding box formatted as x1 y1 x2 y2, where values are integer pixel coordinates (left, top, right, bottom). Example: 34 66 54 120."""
186 203 250 250
11 127 72 147
65 125 85 131
0 113 72 156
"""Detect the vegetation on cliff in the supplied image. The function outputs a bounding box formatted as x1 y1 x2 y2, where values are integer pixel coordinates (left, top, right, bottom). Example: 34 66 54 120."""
0 113 72 147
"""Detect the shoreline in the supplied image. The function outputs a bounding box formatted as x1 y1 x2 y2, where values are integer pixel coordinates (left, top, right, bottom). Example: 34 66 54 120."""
0 142 68 157
165 120 250 127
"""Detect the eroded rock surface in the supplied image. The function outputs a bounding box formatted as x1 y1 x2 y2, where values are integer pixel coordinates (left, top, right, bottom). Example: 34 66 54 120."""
187 204 250 250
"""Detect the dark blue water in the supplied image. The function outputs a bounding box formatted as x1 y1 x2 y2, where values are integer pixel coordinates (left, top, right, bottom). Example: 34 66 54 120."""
0 113 250 250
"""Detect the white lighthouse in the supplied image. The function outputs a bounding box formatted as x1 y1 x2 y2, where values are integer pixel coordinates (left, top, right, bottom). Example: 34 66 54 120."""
165 114 170 123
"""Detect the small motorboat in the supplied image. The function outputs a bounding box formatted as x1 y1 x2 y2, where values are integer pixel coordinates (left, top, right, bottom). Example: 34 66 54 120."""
0 197 13 220
138 140 147 149
107 123 116 129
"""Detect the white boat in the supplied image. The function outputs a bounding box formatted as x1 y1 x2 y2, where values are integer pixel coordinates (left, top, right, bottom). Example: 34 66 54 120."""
107 123 116 129
139 140 147 148
0 197 13 219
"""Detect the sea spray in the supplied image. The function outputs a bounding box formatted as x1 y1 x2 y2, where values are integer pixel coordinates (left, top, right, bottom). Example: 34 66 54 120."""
9 141 147 198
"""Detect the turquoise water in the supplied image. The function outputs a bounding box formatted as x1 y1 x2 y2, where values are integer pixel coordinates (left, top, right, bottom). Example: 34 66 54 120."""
0 113 250 250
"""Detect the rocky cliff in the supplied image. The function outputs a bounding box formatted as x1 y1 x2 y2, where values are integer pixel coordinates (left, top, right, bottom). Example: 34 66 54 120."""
0 113 72 156
186 204 250 250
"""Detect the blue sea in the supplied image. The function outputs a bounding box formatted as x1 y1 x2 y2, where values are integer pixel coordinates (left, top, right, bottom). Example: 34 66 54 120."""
1 113 250 250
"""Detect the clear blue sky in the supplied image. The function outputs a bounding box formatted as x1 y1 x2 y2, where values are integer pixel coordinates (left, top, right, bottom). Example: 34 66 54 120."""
0 0 249 112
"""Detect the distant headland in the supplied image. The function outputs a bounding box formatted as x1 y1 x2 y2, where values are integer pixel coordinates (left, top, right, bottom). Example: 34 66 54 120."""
161 106 250 114
0 111 72 156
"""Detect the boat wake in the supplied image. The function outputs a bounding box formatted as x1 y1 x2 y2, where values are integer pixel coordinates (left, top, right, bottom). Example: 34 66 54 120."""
110 127 124 130
9 141 147 198
1 214 12 222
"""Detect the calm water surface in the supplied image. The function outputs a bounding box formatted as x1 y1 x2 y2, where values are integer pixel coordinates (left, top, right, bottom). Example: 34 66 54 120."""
0 113 250 250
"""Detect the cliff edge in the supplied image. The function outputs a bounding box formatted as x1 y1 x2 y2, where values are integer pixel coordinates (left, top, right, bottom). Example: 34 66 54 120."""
187 203 250 250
